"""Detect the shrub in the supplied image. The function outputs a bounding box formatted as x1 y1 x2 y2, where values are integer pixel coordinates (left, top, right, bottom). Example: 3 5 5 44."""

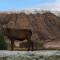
0 32 7 50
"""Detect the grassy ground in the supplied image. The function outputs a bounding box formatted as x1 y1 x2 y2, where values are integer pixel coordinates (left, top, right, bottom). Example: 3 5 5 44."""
0 54 60 60
0 50 60 60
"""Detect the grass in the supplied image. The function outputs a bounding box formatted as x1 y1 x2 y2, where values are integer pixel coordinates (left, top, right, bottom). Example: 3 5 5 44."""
1 55 60 60
0 51 60 60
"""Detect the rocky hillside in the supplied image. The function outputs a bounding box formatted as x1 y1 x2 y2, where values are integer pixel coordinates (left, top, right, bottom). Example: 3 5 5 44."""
0 10 60 50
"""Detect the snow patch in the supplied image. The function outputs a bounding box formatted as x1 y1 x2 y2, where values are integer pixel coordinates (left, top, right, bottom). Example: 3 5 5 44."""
0 9 60 16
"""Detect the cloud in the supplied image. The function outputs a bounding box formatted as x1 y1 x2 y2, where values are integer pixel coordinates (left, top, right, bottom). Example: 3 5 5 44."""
54 0 60 10
56 0 60 2
32 0 60 11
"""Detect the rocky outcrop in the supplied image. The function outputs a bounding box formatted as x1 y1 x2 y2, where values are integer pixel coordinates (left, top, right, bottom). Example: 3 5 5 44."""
0 11 60 50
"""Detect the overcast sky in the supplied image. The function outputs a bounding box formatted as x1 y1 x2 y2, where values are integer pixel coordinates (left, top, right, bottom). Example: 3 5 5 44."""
0 0 60 11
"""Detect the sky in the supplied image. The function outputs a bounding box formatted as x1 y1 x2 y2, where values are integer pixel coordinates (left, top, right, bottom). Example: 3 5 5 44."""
0 0 60 11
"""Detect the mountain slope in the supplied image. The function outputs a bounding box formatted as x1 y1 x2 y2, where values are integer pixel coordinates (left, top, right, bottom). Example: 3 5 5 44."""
0 11 60 49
